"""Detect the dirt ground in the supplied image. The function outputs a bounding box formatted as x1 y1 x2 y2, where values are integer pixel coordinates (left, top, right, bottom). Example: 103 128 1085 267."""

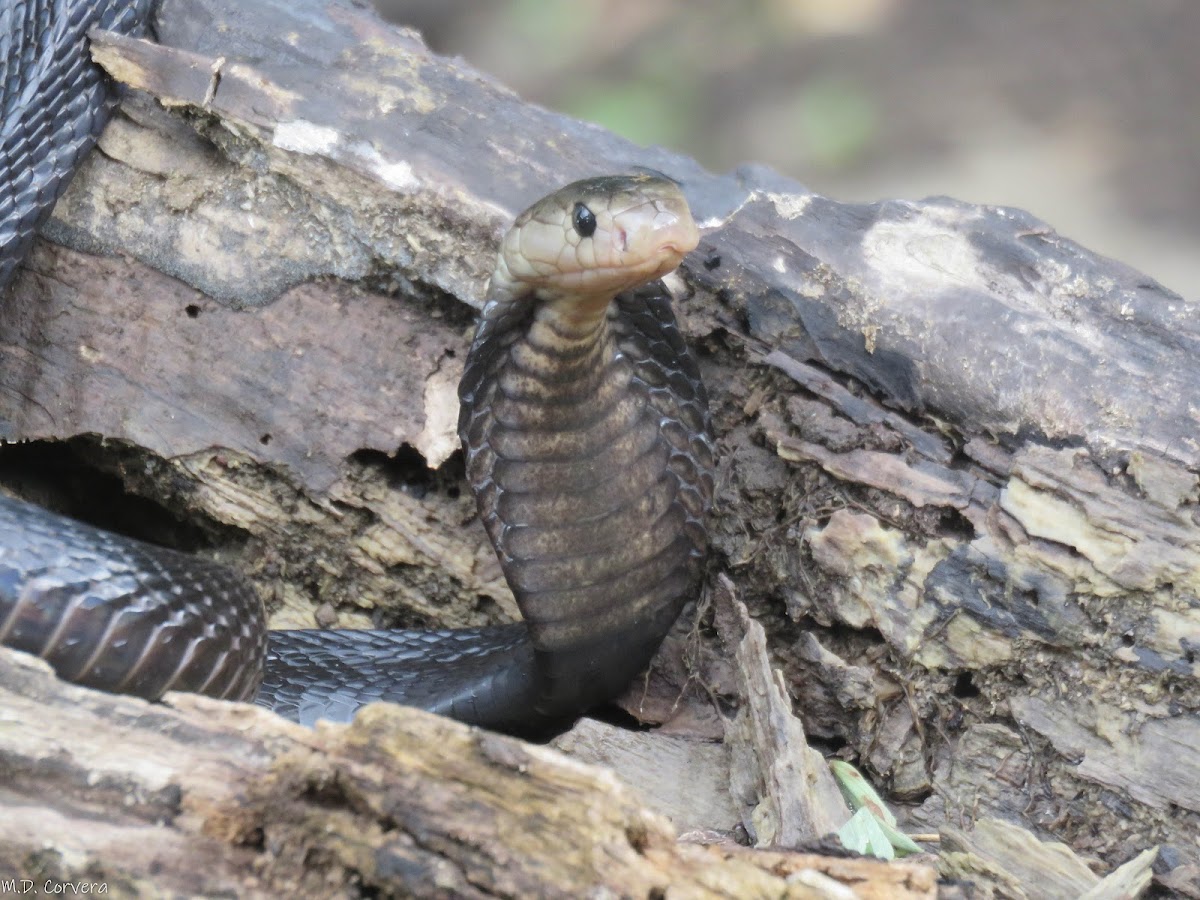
376 0 1198 300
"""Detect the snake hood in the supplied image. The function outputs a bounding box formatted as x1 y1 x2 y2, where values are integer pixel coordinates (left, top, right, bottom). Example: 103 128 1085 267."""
452 173 715 727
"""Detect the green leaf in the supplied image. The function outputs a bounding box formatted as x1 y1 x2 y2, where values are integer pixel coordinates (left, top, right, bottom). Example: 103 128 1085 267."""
838 807 896 860
830 759 924 857
830 759 895 826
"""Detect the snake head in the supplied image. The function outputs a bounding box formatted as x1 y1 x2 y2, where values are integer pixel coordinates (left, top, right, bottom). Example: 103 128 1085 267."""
494 173 700 311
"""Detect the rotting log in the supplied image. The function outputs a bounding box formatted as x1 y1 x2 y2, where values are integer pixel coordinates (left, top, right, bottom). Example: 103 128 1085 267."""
0 649 938 899
0 0 1195 896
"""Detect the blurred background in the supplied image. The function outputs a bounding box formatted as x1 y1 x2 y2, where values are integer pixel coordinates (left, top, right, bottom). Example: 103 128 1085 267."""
374 0 1197 299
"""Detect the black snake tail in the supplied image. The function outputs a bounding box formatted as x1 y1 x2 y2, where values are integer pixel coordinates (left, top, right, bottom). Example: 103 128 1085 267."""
0 0 152 290
0 0 267 704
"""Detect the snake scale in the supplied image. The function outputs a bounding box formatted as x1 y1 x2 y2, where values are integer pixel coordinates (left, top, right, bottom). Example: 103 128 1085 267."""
0 0 715 731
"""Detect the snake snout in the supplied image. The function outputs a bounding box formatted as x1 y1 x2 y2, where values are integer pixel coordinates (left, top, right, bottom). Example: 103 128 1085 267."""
622 204 697 264
637 211 699 281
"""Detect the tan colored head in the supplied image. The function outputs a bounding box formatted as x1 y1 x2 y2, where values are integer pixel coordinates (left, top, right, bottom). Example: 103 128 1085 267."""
491 173 699 311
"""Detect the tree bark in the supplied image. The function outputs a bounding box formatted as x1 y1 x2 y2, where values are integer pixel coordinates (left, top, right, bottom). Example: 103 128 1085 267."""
0 0 1194 895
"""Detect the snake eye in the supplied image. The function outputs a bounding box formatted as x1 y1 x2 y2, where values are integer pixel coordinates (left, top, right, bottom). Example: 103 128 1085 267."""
572 202 597 238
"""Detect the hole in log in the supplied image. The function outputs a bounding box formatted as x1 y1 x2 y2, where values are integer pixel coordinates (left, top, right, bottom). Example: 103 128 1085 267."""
348 445 465 502
0 435 241 554
953 671 980 698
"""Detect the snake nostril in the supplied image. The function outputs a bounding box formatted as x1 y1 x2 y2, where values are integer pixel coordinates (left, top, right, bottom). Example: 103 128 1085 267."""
617 228 628 252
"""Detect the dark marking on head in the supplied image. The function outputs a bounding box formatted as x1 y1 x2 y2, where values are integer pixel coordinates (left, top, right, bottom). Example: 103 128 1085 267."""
629 166 680 186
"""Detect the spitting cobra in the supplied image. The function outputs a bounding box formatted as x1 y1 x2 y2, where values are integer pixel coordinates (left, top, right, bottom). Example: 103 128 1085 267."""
0 1 715 731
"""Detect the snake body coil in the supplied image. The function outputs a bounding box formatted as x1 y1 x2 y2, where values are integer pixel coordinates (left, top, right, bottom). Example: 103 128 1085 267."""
0 1 714 730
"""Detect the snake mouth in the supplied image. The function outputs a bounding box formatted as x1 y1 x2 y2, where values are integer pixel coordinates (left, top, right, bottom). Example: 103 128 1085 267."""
639 227 698 277
561 241 692 296
656 241 690 263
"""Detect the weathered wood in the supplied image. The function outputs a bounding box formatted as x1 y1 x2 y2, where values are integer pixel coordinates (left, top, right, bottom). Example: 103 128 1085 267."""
712 575 851 847
0 0 1194 895
551 718 741 837
2 648 941 899
940 820 1158 900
